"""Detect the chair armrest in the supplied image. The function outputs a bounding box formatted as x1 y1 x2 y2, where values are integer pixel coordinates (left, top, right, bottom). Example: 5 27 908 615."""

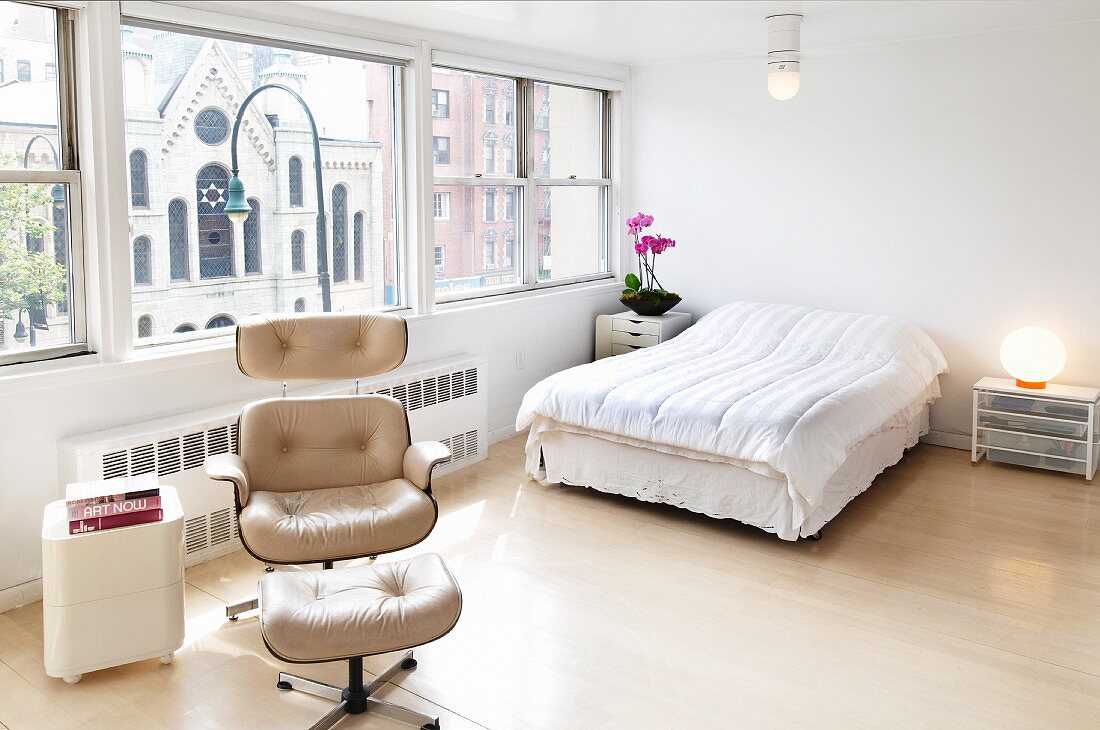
204 453 251 507
403 441 451 491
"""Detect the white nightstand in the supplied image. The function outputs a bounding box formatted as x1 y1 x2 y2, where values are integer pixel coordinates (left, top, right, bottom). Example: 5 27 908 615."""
42 485 185 684
972 377 1100 483
595 310 692 359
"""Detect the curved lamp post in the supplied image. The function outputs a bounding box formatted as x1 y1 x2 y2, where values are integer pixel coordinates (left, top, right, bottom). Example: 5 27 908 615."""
23 135 65 210
224 83 331 312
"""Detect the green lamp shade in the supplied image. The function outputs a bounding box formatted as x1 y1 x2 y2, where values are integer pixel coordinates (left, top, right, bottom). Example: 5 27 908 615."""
225 176 251 223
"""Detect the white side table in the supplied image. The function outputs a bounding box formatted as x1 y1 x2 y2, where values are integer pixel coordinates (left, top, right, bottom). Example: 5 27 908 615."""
42 485 185 684
972 377 1100 483
595 311 692 359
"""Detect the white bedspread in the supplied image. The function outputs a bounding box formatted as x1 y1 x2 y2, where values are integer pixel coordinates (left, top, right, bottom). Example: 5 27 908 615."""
517 301 948 519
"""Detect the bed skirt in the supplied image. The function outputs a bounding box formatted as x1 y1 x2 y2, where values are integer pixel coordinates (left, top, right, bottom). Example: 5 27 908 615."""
530 405 929 541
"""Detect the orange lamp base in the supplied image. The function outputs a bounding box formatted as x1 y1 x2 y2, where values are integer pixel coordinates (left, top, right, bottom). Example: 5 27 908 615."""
1016 379 1047 389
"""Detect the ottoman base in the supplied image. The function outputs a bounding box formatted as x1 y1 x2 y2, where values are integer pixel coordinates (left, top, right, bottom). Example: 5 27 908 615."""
277 650 439 730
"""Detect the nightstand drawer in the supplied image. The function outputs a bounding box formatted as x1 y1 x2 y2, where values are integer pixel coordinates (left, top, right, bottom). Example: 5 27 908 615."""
611 330 659 348
612 318 661 336
611 343 647 356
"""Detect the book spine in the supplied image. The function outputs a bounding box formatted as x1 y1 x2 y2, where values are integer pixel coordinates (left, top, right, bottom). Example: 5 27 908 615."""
66 488 160 508
68 496 162 521
69 508 163 535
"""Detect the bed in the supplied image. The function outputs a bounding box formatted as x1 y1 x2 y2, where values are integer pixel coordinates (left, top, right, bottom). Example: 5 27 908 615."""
516 301 948 540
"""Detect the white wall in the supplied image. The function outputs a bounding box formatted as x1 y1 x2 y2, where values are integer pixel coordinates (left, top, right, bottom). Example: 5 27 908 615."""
628 21 1100 445
0 284 621 601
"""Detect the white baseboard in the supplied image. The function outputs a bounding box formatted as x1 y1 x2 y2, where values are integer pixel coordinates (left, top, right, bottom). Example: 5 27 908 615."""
490 423 526 444
921 430 971 450
0 579 42 614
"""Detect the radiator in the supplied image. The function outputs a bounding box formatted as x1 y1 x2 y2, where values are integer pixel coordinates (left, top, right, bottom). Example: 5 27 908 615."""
58 355 488 567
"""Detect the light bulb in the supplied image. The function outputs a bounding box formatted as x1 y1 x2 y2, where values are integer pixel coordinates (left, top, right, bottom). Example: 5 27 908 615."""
999 327 1066 389
768 69 800 101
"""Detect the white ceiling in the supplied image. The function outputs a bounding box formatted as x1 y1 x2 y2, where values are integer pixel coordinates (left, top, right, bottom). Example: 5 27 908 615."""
289 1 1100 65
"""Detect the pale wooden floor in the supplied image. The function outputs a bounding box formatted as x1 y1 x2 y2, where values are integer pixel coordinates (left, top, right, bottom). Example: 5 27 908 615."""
3 436 1100 729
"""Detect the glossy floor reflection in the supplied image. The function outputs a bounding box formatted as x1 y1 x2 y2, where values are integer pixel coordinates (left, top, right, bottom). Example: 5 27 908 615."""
3 435 1100 728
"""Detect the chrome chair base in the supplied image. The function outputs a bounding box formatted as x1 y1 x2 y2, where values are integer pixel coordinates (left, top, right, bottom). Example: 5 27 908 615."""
277 650 440 730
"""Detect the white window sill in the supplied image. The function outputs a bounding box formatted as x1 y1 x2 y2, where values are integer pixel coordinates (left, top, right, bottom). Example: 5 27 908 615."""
0 277 623 396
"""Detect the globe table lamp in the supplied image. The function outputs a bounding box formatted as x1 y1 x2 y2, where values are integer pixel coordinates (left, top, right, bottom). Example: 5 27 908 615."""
999 327 1066 389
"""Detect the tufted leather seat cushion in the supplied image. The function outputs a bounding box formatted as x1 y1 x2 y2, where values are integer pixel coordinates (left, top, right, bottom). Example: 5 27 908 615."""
259 554 462 663
240 479 437 564
236 312 408 381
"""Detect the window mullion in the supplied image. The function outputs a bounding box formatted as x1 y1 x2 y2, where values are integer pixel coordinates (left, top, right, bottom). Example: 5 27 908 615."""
520 78 538 287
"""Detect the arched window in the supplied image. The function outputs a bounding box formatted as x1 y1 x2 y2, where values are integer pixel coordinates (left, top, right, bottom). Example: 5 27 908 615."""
483 228 497 269
291 229 306 273
288 156 303 207
129 150 149 208
174 323 197 333
353 211 364 281
483 131 498 174
205 314 236 330
331 184 348 283
196 164 233 278
168 198 190 282
137 315 153 338
294 298 306 313
244 197 261 275
133 236 152 285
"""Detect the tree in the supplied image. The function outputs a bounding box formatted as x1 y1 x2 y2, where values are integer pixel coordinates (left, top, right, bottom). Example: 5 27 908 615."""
0 153 67 328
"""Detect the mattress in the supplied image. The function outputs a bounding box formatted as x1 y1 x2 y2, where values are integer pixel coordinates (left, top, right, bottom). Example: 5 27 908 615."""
532 403 929 540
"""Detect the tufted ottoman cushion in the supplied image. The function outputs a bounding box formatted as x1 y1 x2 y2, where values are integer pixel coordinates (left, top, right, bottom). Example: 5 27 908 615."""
259 554 462 663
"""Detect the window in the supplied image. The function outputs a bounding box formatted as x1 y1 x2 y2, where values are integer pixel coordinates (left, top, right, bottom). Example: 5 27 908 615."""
432 67 608 300
45 62 56 81
291 229 305 273
353 211 364 281
433 136 450 165
0 2 84 365
129 150 149 208
433 245 444 277
331 184 347 283
288 156 303 207
133 236 152 285
196 163 233 278
483 132 499 174
294 298 305 313
168 198 190 282
482 229 497 269
0 59 5 83
483 188 496 222
122 22 405 345
433 192 450 220
174 323 197 333
243 198 261 274
194 108 230 146
137 315 153 338
205 314 235 330
432 89 449 118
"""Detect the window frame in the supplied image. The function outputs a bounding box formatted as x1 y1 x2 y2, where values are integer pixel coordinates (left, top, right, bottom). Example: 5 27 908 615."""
0 5 88 367
433 69 613 304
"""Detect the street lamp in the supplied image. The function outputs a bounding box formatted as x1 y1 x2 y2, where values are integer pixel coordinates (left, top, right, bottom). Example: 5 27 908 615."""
226 83 331 312
23 134 60 170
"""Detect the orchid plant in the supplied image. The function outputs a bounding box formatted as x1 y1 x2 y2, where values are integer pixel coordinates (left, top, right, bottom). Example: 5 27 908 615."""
623 211 678 302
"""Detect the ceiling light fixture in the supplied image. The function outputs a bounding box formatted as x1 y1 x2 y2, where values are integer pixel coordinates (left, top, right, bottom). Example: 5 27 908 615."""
766 14 803 101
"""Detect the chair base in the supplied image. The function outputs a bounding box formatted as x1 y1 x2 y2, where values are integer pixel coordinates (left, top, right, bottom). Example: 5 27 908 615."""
277 650 440 730
226 595 258 620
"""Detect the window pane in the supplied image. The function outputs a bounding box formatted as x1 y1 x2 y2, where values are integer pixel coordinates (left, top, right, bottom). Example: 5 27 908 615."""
532 83 603 179
432 184 520 296
121 24 403 343
0 182 76 353
0 2 61 170
536 185 605 281
431 68 516 178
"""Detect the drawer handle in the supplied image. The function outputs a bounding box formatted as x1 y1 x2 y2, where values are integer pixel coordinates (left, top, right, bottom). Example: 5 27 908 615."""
627 332 643 337
628 319 643 324
628 344 643 349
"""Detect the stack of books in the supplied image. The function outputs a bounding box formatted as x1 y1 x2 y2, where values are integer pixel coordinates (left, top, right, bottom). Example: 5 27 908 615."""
66 475 163 535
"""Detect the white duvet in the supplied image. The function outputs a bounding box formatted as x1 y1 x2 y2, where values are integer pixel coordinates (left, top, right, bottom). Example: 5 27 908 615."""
517 301 948 521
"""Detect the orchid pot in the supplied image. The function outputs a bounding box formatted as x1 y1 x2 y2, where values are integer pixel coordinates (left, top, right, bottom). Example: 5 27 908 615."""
621 211 681 316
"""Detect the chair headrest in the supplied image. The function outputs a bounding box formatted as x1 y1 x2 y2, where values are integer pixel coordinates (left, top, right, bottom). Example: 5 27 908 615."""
236 312 408 381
